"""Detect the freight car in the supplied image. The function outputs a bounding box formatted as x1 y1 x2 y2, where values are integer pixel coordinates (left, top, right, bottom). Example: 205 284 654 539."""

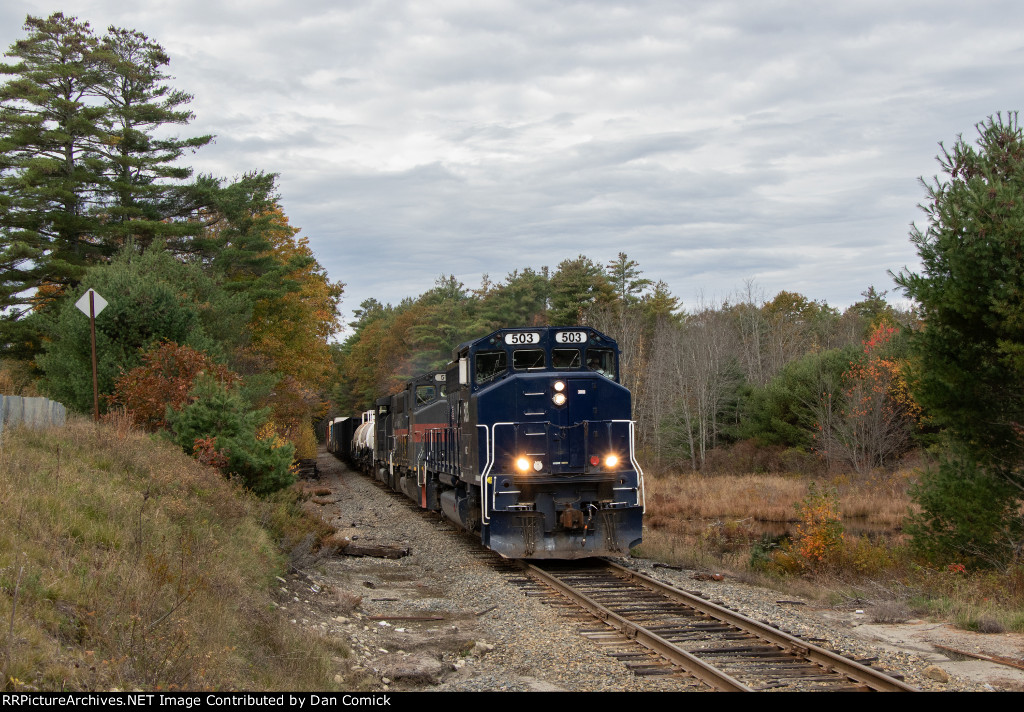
329 326 644 559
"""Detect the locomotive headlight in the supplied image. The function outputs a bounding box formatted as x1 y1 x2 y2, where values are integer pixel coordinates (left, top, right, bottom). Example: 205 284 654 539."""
553 380 566 392
604 454 619 468
516 457 531 473
552 392 567 406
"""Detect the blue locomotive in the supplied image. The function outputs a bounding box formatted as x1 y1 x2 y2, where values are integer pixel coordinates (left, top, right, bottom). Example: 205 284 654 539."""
330 326 645 559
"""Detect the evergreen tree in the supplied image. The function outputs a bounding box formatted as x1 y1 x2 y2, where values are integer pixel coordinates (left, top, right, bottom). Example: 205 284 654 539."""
191 172 303 300
35 243 247 413
894 113 1024 567
606 252 652 305
641 280 681 325
0 14 108 317
742 345 858 450
0 14 216 356
407 275 486 371
166 376 295 496
549 255 614 325
479 267 550 328
93 26 213 250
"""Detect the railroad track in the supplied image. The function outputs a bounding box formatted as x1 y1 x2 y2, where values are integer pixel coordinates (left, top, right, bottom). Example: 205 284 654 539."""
517 559 917 692
356 469 916 691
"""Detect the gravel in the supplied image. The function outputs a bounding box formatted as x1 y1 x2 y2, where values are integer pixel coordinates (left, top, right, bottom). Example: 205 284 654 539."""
282 450 998 692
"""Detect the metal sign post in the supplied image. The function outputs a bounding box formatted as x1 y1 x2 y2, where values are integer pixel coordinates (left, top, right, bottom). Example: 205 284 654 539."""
75 289 108 421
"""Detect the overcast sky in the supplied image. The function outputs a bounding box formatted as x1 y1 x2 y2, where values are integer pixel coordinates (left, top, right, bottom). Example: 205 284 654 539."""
3 1 1022 328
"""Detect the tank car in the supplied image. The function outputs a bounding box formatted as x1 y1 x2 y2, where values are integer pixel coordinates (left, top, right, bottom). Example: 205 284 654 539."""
350 409 375 473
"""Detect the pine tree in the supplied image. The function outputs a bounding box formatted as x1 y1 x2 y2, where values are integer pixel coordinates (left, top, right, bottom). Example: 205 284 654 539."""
93 26 213 251
0 14 108 319
606 252 652 305
894 113 1024 567
549 255 614 324
479 267 550 328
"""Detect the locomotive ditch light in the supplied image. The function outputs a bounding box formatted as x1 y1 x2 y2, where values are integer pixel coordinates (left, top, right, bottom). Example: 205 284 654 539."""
516 457 531 473
604 454 619 469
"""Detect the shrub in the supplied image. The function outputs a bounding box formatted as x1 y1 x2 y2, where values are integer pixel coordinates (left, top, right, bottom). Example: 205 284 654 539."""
166 377 294 496
35 244 247 414
794 482 844 568
109 341 238 431
844 534 898 575
869 601 911 624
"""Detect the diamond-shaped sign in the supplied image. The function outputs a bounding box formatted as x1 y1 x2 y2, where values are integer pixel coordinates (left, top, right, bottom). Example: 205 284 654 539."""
75 289 107 318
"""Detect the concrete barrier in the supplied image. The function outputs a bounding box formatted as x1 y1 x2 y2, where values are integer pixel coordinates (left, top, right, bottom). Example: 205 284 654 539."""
0 394 67 436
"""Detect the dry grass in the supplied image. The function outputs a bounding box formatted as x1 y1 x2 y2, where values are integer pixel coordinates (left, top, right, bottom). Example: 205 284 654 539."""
638 468 912 575
909 566 1024 634
0 416 351 691
637 466 1024 633
643 469 913 531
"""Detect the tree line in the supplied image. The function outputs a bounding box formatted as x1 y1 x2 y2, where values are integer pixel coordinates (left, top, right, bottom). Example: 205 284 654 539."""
0 14 343 494
333 252 917 478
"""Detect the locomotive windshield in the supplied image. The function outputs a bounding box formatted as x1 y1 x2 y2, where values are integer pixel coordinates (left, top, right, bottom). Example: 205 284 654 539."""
475 351 507 384
512 349 545 371
415 385 436 404
587 348 615 378
470 330 619 385
552 348 581 369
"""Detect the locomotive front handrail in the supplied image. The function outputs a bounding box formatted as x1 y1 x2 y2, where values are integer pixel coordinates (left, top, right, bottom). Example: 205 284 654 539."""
479 421 516 525
612 419 646 512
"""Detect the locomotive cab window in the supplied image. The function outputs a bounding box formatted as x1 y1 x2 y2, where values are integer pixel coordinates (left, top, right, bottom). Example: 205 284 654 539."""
586 348 616 380
552 348 581 369
475 351 507 384
512 349 545 371
415 385 436 405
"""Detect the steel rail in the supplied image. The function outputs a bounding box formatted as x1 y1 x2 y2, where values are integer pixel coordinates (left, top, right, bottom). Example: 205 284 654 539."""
601 560 917 692
523 562 753 691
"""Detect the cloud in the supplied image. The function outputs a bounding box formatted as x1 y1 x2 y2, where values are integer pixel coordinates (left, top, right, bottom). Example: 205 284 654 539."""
3 0 1022 322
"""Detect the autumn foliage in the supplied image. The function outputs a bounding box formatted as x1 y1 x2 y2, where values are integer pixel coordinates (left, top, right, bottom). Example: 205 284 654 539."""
244 207 342 389
192 435 230 470
794 483 844 566
109 341 238 431
815 322 919 473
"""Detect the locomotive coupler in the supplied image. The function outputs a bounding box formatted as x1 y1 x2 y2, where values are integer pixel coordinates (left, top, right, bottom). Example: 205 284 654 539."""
559 504 585 530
